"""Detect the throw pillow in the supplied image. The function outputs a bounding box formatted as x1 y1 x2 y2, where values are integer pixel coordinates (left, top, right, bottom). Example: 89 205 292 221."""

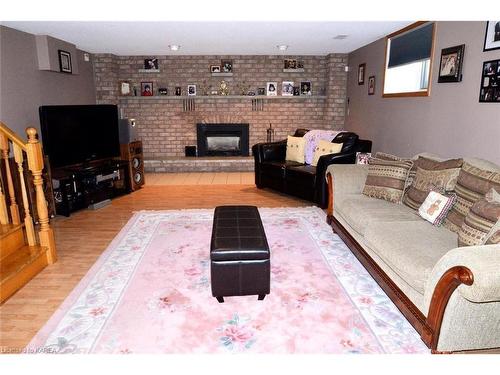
285 135 306 164
311 140 343 167
418 190 457 226
443 162 500 233
458 188 500 247
484 189 500 245
402 157 463 210
362 157 414 204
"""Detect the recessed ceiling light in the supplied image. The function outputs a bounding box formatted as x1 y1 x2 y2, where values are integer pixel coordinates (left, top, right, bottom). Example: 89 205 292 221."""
333 35 349 40
277 45 289 51
169 45 181 51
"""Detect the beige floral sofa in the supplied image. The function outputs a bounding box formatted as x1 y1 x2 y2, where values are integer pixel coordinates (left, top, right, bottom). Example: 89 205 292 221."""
326 154 500 353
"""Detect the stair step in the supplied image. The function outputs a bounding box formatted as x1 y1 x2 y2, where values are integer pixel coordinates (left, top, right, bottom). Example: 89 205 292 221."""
0 223 26 260
0 245 49 303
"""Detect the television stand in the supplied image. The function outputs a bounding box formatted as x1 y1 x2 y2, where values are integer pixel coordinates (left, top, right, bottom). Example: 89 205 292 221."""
51 159 131 217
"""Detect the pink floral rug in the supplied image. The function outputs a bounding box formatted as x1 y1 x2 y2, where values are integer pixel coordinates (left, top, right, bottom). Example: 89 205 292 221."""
28 207 429 354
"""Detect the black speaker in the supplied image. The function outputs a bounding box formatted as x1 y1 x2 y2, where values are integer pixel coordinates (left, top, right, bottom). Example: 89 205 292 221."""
185 146 197 157
119 118 138 144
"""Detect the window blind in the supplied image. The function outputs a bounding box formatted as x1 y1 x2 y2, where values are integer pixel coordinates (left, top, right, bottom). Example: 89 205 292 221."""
388 23 434 68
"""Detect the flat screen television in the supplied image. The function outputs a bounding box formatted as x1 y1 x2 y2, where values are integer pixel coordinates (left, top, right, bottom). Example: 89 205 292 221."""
39 105 121 168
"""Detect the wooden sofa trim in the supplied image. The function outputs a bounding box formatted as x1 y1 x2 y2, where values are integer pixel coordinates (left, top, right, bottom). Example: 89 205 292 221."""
326 173 475 352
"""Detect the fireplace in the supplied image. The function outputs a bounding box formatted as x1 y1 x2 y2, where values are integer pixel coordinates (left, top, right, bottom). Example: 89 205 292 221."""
196 123 249 156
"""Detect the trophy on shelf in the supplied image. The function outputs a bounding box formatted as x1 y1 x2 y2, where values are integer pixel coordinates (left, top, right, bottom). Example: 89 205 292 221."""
266 123 275 142
219 80 229 96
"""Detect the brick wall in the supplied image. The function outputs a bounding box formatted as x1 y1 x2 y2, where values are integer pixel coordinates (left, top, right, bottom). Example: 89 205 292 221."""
93 54 348 159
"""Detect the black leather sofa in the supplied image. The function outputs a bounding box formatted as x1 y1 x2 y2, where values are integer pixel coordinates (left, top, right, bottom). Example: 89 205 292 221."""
252 129 372 208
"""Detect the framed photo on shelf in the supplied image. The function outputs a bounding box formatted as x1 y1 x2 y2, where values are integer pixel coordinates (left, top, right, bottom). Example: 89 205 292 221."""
175 86 182 96
479 59 500 102
368 76 375 95
221 60 233 73
266 82 277 96
158 87 168 95
141 82 154 96
210 65 221 73
282 81 294 96
284 59 297 69
58 50 72 73
358 63 366 85
187 84 197 96
257 87 266 96
483 21 500 51
356 152 372 165
293 86 300 96
438 44 465 83
119 80 132 96
300 81 312 95
144 58 159 70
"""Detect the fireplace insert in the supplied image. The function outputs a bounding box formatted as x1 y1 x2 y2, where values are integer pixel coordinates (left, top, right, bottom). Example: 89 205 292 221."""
196 123 249 156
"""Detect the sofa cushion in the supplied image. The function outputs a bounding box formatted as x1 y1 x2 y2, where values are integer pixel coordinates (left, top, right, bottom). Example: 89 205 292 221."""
285 135 306 163
261 160 303 179
286 165 317 185
362 157 414 203
364 221 458 293
403 157 463 210
335 194 422 236
458 188 500 247
443 162 500 233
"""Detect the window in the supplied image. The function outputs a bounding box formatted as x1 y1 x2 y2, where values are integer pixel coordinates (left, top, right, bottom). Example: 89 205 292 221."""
383 22 435 97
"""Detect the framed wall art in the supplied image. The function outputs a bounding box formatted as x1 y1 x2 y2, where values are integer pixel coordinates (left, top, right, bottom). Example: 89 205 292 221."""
141 82 154 96
144 58 159 70
368 76 375 95
483 21 500 52
58 50 72 73
119 80 132 96
358 63 366 85
479 59 500 102
438 44 465 83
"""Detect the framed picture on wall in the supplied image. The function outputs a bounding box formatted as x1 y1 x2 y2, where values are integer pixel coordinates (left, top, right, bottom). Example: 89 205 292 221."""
119 81 132 96
141 82 154 96
58 50 72 73
368 76 375 95
358 63 366 85
479 59 500 102
438 44 465 83
483 21 500 51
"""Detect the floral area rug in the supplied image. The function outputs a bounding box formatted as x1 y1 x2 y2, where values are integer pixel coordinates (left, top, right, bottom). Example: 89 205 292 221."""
28 207 429 354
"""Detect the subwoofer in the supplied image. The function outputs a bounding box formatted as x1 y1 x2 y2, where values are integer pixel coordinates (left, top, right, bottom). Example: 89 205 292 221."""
120 140 144 191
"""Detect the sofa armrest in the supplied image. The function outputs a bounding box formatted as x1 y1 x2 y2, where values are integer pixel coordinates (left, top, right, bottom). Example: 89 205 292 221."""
326 164 369 203
423 244 500 313
252 140 287 163
314 152 357 208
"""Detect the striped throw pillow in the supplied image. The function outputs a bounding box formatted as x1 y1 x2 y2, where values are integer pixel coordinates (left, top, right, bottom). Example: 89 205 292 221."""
443 162 500 233
458 188 500 247
362 157 414 203
402 157 463 210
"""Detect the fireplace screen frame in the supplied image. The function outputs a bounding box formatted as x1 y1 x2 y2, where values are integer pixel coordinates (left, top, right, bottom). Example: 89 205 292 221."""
196 123 250 156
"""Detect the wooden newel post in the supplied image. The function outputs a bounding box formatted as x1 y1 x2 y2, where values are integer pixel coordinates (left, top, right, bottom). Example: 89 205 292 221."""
26 127 57 263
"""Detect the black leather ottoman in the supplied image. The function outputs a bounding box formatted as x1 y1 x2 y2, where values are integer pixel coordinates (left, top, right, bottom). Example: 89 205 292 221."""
210 206 270 303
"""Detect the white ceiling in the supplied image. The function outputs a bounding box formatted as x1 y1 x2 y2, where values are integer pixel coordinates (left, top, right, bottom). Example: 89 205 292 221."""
1 21 411 55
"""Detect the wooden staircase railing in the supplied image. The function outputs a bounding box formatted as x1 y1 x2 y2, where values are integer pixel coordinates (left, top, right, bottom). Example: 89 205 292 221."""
0 121 57 302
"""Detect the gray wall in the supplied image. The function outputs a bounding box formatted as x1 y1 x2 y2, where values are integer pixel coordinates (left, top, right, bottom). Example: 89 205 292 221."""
0 26 96 139
346 21 500 164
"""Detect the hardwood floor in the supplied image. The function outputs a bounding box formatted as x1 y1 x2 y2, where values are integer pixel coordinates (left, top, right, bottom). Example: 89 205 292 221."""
0 179 309 350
